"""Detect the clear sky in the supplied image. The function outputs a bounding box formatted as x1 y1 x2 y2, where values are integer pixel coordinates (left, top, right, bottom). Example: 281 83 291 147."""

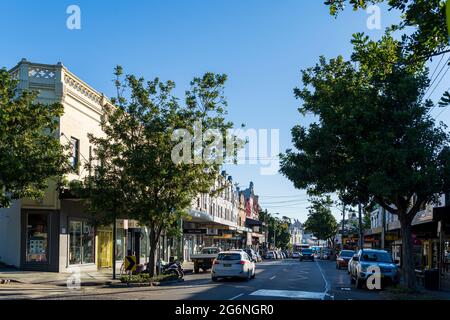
2 1 449 222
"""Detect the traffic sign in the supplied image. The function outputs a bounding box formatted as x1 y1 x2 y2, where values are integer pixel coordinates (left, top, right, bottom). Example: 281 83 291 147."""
124 255 136 272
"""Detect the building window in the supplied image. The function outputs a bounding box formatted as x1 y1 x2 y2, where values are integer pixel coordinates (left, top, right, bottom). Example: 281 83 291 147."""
69 219 95 265
69 137 80 171
26 213 48 263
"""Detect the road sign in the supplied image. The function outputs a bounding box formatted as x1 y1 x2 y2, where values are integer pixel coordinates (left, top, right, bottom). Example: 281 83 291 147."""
124 255 136 272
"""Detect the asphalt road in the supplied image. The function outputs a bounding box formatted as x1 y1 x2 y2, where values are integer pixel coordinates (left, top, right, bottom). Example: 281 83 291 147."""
5 259 384 300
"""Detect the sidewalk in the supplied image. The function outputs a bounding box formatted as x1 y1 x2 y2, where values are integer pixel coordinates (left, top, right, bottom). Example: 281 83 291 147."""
0 266 116 287
0 262 195 287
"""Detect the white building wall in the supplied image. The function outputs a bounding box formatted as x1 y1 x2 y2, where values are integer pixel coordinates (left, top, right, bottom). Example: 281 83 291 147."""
0 200 21 267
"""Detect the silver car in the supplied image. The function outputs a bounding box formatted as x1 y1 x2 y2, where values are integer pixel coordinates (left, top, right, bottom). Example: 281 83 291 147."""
349 249 400 289
212 251 256 281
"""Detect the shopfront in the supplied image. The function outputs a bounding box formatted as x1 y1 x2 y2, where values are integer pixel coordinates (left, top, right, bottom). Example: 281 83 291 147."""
20 209 60 271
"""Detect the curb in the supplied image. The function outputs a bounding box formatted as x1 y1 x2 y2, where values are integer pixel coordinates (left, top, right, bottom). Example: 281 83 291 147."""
109 278 184 288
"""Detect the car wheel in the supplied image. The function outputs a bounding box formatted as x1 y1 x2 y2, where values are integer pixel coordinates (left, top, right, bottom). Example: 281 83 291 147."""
350 274 355 284
194 266 200 274
212 276 218 282
245 271 251 281
251 269 256 279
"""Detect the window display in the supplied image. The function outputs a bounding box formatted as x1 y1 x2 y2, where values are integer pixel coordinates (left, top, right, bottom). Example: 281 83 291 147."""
26 214 48 263
69 219 94 265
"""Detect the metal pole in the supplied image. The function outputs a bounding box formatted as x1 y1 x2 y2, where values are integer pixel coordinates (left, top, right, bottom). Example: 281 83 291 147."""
358 203 363 250
381 208 386 250
112 216 117 280
342 204 346 248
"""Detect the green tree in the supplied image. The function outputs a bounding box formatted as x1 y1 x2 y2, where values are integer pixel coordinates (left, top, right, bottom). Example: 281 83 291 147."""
0 69 69 208
280 35 450 289
303 196 338 247
325 0 450 61
259 211 291 249
78 67 241 276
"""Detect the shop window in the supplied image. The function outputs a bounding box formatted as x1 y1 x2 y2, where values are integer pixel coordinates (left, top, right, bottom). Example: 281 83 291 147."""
69 220 94 265
69 137 80 171
26 214 48 263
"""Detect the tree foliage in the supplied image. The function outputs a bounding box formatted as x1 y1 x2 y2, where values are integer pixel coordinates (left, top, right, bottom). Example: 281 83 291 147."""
303 196 338 243
77 67 241 276
0 69 69 208
325 0 450 61
259 211 291 249
280 34 450 288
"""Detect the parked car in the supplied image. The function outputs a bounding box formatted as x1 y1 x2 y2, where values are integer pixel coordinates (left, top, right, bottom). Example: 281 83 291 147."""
299 248 315 262
265 251 276 259
349 249 400 289
211 251 256 281
190 247 221 273
292 251 301 259
244 248 258 262
336 250 355 269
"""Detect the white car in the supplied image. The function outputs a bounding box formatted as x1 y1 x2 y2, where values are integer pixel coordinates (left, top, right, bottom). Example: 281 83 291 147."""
292 251 300 259
212 251 256 281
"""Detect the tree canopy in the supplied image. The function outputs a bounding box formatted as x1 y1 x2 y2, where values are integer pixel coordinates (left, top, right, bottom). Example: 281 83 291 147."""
75 67 241 276
303 196 338 243
0 69 69 208
325 0 450 61
280 34 450 288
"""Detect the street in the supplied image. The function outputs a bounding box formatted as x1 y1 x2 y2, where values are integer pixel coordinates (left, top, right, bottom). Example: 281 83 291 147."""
0 259 385 300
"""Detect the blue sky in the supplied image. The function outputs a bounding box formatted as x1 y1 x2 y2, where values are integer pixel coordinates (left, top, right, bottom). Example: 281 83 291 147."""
2 1 449 222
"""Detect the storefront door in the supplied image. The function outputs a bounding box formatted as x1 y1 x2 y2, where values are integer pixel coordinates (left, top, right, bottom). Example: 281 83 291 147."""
97 229 112 268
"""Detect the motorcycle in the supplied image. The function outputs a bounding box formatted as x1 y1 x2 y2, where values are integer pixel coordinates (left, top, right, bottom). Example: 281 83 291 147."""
155 260 184 279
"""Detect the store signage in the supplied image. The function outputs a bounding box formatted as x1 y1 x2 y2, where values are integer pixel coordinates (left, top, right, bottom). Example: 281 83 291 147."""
183 228 206 234
124 255 136 272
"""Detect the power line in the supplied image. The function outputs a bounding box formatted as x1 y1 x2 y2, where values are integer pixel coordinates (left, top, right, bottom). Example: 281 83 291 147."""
435 88 450 119
424 57 450 103
426 62 450 101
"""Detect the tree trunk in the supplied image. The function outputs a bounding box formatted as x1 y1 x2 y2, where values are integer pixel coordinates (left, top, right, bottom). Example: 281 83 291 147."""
399 215 417 290
148 227 158 278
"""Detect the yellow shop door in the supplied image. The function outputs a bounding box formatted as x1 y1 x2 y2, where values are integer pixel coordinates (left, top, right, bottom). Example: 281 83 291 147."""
98 230 113 268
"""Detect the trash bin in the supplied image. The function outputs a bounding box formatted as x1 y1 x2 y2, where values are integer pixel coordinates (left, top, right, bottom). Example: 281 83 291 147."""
424 269 439 290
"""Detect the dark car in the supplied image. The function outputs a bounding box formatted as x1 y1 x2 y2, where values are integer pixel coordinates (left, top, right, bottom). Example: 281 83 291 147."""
336 250 355 269
299 248 315 261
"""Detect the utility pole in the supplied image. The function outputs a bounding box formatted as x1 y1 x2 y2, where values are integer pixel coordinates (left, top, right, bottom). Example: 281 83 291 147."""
341 204 346 249
358 203 363 251
381 207 386 250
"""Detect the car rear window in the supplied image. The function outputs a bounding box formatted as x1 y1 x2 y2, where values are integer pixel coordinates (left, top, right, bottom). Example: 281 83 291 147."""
340 251 354 257
202 248 220 254
302 249 312 254
217 253 241 261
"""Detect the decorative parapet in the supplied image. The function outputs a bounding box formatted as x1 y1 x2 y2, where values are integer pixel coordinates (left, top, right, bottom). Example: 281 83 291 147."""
63 71 103 106
28 66 56 79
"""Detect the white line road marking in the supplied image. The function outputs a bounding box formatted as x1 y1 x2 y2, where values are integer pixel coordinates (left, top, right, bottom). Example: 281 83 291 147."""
250 289 326 300
229 293 244 300
269 276 276 280
315 260 333 300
